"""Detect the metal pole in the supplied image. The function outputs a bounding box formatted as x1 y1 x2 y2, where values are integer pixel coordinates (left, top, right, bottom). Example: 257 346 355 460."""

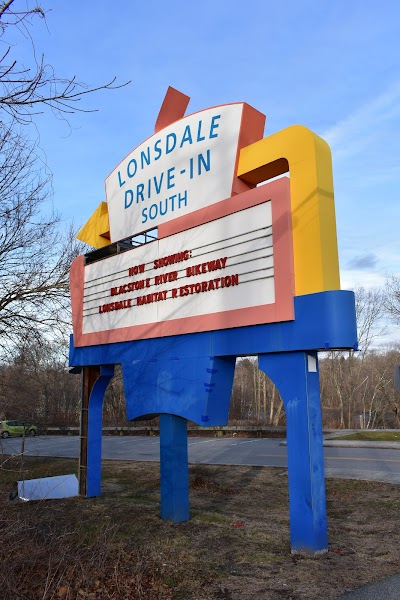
79 366 100 496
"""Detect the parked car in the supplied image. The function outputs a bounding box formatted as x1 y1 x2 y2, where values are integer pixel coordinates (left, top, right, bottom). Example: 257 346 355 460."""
0 420 37 438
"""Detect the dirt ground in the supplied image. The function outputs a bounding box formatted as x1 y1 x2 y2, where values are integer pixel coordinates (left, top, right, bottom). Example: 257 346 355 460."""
1 456 399 599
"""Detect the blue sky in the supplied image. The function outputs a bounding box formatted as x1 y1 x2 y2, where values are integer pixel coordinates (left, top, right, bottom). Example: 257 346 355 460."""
6 0 400 295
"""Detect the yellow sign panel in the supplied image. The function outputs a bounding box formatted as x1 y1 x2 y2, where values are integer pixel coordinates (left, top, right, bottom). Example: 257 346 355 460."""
237 125 340 297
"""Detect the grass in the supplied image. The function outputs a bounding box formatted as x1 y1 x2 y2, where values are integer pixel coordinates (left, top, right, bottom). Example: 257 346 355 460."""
1 456 400 599
330 431 400 442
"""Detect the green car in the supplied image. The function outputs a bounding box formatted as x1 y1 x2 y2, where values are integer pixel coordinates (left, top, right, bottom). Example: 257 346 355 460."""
0 420 37 438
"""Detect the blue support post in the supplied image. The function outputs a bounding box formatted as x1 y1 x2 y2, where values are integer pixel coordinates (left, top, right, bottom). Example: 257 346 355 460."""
258 351 328 554
159 414 190 523
85 365 114 497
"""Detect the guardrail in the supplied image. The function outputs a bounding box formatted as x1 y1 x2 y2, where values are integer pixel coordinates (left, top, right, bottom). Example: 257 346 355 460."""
44 425 287 437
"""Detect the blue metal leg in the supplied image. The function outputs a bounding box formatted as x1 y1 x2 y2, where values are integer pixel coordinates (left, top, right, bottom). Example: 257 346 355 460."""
258 352 327 554
159 414 190 523
85 365 114 497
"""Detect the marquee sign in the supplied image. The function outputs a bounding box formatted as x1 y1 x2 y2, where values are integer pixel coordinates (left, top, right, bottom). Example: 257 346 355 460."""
73 87 341 347
70 88 358 555
71 179 294 346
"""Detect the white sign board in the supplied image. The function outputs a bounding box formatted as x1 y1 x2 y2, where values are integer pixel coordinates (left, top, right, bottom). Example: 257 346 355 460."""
82 202 274 336
105 104 244 242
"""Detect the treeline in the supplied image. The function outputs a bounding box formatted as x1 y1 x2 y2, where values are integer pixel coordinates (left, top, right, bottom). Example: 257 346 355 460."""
1 338 399 430
0 338 126 427
230 349 400 429
320 349 400 428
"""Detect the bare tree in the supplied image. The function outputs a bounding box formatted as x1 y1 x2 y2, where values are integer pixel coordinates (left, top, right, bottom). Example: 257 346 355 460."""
0 1 128 353
0 331 82 425
354 285 385 355
320 347 400 429
0 121 85 353
320 286 386 428
229 358 285 425
0 0 128 124
385 275 400 323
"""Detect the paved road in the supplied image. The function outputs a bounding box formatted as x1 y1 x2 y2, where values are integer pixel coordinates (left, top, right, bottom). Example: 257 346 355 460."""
2 435 400 484
337 573 400 600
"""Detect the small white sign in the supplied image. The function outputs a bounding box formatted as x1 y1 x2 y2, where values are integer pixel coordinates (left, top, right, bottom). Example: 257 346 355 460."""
307 354 317 373
105 104 244 242
18 475 79 501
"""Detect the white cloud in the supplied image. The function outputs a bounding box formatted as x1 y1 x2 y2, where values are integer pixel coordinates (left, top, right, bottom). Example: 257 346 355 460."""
340 269 386 291
323 81 400 158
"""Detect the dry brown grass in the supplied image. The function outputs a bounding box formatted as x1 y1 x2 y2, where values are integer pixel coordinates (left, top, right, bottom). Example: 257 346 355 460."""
1 456 399 599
